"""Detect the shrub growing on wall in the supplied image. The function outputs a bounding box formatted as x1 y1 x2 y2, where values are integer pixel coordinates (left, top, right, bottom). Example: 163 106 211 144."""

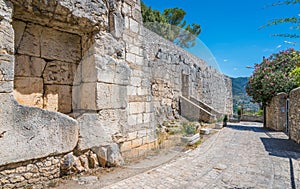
246 48 300 105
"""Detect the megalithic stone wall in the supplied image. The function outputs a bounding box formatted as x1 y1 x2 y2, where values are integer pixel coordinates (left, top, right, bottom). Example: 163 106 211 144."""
289 87 300 144
0 0 80 164
142 27 233 124
0 0 233 188
266 92 288 132
0 1 80 187
266 88 300 144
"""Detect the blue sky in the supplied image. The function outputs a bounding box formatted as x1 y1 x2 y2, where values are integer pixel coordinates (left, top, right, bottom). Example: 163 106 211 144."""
142 0 300 78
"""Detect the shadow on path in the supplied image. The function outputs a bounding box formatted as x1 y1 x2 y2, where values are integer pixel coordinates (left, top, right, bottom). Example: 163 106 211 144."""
227 123 300 189
226 124 267 133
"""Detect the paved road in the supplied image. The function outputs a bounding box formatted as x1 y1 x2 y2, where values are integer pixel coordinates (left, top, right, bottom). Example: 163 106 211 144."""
102 122 300 189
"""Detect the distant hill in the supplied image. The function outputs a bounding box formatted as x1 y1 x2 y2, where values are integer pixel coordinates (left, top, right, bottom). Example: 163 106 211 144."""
231 77 249 95
231 77 259 113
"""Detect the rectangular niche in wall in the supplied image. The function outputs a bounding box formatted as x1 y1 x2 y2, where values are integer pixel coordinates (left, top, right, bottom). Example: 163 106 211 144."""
13 19 82 114
182 72 190 98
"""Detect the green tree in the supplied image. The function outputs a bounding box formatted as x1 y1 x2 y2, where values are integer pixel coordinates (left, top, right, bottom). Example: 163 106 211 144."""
262 0 300 38
246 48 300 105
290 65 300 85
141 1 201 48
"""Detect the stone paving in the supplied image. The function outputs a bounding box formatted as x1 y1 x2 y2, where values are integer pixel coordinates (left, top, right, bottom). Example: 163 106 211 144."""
100 122 300 189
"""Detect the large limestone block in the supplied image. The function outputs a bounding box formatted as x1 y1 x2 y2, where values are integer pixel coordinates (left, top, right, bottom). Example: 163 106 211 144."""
44 85 72 113
0 93 78 166
0 54 14 93
15 55 46 77
17 23 42 57
73 83 96 110
12 20 26 51
94 32 125 58
109 12 124 39
43 61 76 85
81 54 97 83
96 83 127 109
95 58 130 85
106 143 124 167
129 102 144 114
77 114 113 151
98 109 127 135
13 77 44 108
129 18 139 33
0 19 14 54
57 0 108 26
41 27 81 63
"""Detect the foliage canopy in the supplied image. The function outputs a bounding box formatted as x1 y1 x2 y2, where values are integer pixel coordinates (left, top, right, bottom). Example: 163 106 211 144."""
141 1 201 48
262 0 300 38
246 48 300 105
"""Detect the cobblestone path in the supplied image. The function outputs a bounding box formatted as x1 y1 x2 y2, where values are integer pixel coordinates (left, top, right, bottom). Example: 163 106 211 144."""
101 122 300 189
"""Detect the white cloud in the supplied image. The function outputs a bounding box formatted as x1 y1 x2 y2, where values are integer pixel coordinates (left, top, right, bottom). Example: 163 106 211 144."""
276 45 282 49
263 48 274 52
233 68 238 71
284 40 296 45
223 59 229 62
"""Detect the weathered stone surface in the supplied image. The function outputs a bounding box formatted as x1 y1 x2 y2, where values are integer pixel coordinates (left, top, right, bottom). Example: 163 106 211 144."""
74 156 85 173
144 28 232 120
106 143 124 167
79 155 89 170
60 152 86 174
266 92 288 132
0 19 14 54
129 18 139 33
0 93 78 166
98 109 127 136
96 59 130 85
41 27 81 63
129 102 144 114
17 23 42 57
43 61 76 85
0 80 13 93
13 77 44 108
95 32 125 58
15 55 46 77
44 85 72 113
87 151 99 168
0 0 13 22
60 153 75 175
57 0 108 27
12 20 26 51
180 96 215 123
77 113 113 151
110 12 124 39
0 54 13 80
0 54 14 93
72 83 96 110
81 54 97 83
12 0 108 34
96 83 127 109
91 146 107 167
289 87 300 144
